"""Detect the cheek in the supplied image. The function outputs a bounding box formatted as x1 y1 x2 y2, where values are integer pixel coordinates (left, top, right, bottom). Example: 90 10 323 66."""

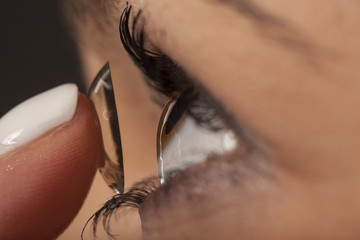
141 166 360 240
139 156 282 240
141 185 280 240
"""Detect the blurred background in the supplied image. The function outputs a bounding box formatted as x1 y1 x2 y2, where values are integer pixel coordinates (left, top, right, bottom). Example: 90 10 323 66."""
0 0 84 116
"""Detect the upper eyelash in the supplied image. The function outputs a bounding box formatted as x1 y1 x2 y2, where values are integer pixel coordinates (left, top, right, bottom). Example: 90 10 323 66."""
118 5 260 148
119 5 194 98
118 5 259 152
119 4 228 132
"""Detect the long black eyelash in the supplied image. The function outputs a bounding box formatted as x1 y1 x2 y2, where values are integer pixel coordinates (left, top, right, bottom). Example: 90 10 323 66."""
119 5 194 98
81 177 158 239
119 4 226 131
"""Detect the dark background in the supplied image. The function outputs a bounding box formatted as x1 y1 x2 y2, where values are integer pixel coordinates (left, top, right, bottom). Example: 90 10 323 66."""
0 1 84 116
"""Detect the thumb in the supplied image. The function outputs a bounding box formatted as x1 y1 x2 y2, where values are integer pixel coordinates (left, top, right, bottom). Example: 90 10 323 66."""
0 84 104 240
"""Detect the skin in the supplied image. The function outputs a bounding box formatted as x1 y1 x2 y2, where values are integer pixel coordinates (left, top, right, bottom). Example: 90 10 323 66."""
137 1 360 238
2 0 360 239
64 0 360 239
0 94 103 239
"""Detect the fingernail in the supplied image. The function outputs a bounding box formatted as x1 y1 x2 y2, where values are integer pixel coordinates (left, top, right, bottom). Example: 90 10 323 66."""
0 84 78 155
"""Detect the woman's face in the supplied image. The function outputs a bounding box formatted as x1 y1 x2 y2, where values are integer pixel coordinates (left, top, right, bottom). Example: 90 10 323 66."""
65 0 360 239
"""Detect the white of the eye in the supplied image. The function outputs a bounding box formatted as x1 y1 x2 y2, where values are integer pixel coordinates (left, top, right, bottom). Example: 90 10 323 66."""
160 114 238 180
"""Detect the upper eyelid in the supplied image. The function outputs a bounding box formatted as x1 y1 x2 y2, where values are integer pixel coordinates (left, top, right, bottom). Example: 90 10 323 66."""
119 4 264 154
119 5 226 131
117 4 262 170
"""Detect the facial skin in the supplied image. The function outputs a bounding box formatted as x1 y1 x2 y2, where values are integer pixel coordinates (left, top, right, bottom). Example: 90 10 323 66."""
62 0 360 239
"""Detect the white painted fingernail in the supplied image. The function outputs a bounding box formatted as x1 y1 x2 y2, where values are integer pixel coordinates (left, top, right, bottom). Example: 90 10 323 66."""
0 84 78 155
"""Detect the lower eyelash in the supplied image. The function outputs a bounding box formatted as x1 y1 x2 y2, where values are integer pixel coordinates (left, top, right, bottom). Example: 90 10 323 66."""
82 177 158 239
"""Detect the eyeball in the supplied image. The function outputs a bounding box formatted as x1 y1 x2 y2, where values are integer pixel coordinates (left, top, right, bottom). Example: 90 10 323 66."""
157 93 238 184
88 63 124 194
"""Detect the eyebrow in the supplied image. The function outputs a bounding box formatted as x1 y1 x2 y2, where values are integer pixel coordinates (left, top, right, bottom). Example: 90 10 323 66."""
213 0 280 24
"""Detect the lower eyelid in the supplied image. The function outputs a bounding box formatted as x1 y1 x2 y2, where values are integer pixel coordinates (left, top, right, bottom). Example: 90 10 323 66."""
141 148 270 216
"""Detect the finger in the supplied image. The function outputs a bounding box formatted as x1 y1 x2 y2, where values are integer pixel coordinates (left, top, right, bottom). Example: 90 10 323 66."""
0 84 104 240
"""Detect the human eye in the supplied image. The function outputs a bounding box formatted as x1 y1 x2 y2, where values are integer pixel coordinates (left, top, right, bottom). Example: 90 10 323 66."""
81 0 292 238
84 4 274 238
69 0 360 239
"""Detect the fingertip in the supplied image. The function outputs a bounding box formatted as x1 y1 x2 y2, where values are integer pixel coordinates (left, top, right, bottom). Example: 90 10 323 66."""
0 91 104 239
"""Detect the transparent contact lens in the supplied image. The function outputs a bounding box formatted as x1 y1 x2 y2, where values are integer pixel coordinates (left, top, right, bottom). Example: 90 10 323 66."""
88 63 124 193
157 94 238 184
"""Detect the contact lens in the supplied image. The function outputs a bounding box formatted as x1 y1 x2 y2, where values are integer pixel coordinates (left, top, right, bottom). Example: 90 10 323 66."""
88 63 124 194
157 94 238 184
